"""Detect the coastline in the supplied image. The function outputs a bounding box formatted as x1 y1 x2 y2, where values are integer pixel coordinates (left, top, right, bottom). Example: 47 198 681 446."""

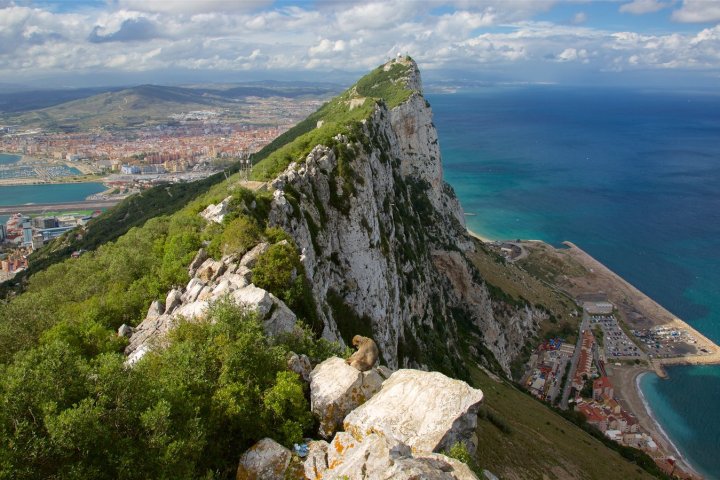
467 228 494 243
562 241 720 371
634 370 705 479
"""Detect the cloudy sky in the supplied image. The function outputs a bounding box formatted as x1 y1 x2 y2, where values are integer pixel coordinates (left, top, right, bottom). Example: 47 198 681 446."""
2 0 720 88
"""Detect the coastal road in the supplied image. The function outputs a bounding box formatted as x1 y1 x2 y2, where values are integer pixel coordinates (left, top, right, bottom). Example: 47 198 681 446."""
0 199 121 215
560 312 589 409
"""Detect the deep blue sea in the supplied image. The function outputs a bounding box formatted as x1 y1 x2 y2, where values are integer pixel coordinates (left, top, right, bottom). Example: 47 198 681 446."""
428 87 720 478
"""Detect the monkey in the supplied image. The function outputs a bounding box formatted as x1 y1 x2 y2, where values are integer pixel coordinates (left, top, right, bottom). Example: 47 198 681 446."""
345 335 379 372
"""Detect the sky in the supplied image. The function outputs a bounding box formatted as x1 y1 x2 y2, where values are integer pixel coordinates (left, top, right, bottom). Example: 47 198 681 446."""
2 0 720 89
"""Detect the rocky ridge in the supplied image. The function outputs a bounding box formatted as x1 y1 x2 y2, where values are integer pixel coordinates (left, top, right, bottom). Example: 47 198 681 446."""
238 356 485 480
123 239 298 364
266 57 544 374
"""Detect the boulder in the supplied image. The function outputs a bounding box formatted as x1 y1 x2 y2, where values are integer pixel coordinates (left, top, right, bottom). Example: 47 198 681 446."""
232 284 274 317
183 278 206 303
303 440 329 480
164 289 183 314
188 248 208 276
239 242 269 269
231 285 297 336
343 369 483 454
236 437 291 480
196 258 226 283
265 300 297 337
310 432 477 480
118 324 134 338
287 353 312 383
174 300 209 320
385 453 479 480
236 265 253 282
201 196 231 224
124 313 174 363
146 300 164 319
309 357 385 439
224 272 249 290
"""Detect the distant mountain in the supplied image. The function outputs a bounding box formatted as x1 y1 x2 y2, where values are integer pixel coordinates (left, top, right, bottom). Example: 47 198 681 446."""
0 82 340 131
0 87 124 114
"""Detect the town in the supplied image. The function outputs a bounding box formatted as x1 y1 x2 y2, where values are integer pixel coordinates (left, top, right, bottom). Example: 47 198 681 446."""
522 297 702 479
0 96 325 185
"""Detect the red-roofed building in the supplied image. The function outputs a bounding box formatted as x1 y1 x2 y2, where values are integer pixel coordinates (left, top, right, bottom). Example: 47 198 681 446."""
593 376 614 401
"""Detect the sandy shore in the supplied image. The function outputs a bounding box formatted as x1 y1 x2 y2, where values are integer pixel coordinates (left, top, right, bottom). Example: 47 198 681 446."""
609 364 703 478
467 228 494 243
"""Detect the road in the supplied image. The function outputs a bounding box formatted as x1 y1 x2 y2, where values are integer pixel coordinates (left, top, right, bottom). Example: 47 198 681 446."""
0 199 121 215
560 311 589 409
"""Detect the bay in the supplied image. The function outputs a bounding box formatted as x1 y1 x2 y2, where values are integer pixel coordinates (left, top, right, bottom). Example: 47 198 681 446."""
429 86 720 478
0 153 21 165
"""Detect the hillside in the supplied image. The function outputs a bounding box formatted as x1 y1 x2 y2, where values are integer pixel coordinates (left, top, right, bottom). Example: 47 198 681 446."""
0 59 669 479
0 83 338 131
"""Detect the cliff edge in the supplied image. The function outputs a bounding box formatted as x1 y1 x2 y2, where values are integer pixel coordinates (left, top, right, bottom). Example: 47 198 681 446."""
256 57 544 375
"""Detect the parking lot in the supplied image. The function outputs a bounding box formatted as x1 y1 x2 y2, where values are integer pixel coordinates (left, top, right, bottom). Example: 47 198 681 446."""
590 315 642 359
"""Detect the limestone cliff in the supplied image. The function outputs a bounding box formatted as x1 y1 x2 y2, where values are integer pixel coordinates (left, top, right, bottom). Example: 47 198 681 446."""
263 57 544 374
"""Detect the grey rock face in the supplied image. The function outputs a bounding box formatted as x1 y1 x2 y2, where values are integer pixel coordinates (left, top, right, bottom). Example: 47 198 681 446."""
305 360 482 479
236 437 291 480
309 357 385 439
200 196 231 224
267 58 541 374
287 352 312 383
344 369 484 454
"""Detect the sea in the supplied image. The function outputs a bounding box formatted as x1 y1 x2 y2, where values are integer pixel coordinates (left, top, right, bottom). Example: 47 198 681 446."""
0 181 106 225
428 87 720 479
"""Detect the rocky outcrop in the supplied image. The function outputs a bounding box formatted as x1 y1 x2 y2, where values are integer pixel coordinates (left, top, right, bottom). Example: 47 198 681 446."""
267 57 542 374
201 196 231 224
305 360 482 479
309 357 388 438
124 242 297 365
314 431 478 480
236 438 291 480
344 369 484 453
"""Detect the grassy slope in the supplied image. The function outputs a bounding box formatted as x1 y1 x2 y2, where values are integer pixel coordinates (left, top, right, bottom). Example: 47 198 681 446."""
468 240 580 341
250 59 415 181
470 365 655 480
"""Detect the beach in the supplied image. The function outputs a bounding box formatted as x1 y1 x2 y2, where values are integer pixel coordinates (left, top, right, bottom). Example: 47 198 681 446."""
467 228 493 243
607 364 701 478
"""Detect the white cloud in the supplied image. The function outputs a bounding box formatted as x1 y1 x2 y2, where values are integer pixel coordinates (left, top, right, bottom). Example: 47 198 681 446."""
672 0 720 22
557 47 589 62
117 0 273 14
620 0 673 15
571 12 588 24
0 1 719 84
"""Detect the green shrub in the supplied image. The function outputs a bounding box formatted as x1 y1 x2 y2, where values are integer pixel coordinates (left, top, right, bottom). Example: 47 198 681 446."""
0 301 313 479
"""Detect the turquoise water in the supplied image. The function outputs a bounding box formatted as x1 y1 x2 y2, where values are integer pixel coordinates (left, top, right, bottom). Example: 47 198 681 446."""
429 87 720 478
0 153 21 165
0 183 105 206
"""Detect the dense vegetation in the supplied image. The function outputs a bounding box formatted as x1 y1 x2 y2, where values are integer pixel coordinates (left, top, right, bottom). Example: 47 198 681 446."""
0 174 341 478
0 301 337 479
